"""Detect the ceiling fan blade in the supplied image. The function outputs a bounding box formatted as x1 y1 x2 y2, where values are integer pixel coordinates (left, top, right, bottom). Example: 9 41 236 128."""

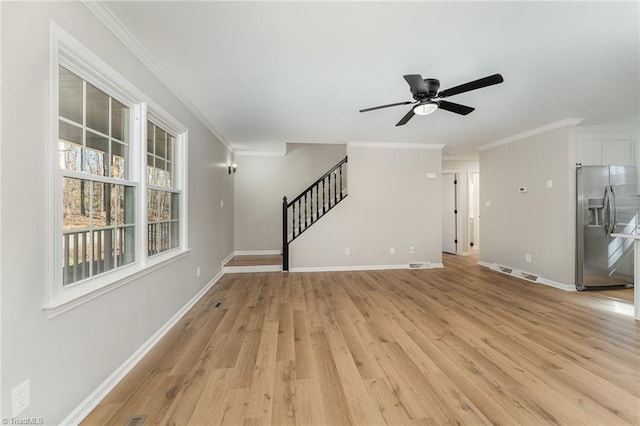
438 74 504 98
395 108 415 126
403 74 429 95
359 101 413 113
438 100 475 115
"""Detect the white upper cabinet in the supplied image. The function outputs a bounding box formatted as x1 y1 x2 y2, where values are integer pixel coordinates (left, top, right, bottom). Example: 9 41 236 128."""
576 129 637 166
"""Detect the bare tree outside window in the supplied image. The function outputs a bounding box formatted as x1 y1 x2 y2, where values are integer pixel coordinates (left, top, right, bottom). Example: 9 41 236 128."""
59 66 135 285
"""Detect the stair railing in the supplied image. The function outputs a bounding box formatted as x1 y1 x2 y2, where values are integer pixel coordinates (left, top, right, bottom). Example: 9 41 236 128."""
282 156 348 271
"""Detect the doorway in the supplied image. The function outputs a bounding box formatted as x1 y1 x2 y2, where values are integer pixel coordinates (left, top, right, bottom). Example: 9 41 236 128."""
442 172 458 254
468 171 480 252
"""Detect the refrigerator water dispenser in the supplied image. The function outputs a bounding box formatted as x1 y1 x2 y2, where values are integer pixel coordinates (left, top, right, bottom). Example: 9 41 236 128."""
587 198 604 226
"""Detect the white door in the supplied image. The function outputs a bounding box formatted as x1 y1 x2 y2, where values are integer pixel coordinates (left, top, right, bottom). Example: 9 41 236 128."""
442 173 457 254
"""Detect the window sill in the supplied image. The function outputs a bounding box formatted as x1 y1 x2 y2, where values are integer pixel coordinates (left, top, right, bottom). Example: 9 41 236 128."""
43 248 191 319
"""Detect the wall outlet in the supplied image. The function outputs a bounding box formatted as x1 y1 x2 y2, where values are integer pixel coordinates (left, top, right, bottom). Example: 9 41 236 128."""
525 254 532 263
220 199 224 208
425 172 437 179
410 246 416 254
390 247 395 255
546 180 553 188
485 200 491 207
12 379 30 417
196 266 201 277
344 248 350 255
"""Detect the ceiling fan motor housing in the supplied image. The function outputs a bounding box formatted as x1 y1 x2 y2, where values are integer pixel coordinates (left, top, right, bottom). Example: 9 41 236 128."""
416 78 440 99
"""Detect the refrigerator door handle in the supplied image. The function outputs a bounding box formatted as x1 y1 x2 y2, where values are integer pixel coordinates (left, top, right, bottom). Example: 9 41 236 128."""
609 185 617 235
604 185 612 236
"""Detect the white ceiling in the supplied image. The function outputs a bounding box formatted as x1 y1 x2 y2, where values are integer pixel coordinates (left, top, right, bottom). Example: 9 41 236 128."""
105 1 639 157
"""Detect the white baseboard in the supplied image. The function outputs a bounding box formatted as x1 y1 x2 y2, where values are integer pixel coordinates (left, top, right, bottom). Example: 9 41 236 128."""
222 251 234 267
478 260 492 268
478 261 575 291
537 277 576 292
290 261 442 273
61 269 225 425
234 249 281 256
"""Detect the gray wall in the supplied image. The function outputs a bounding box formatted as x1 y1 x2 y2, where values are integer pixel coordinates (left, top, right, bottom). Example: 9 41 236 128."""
290 145 443 269
234 143 346 251
479 125 576 284
1 2 233 421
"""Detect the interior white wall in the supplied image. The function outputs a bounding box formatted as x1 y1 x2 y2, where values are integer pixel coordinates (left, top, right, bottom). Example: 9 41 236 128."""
290 145 442 269
442 160 479 254
234 143 346 251
1 2 233 422
479 125 576 285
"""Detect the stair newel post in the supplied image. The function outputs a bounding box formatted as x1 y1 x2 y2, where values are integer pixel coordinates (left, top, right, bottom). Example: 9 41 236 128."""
282 196 289 272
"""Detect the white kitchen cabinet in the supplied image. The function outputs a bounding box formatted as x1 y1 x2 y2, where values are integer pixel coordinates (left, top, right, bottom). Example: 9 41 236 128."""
576 130 636 166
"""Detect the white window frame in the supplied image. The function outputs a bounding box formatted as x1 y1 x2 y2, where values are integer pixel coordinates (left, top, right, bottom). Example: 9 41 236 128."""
45 24 189 318
144 110 189 260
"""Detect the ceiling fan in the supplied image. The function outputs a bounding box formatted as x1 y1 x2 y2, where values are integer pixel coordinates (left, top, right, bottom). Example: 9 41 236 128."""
359 73 504 126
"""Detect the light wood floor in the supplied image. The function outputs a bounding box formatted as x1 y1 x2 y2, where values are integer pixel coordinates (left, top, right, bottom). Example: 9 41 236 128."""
83 254 639 425
224 254 282 267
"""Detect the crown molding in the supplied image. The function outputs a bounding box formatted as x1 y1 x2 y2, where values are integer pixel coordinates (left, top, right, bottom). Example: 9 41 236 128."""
476 118 583 152
82 1 235 153
348 142 445 150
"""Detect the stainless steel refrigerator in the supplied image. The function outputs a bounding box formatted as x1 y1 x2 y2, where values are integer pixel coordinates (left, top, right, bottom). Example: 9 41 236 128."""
576 165 638 289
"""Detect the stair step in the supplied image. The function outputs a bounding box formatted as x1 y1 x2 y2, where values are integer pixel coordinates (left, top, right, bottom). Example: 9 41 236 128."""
223 254 283 273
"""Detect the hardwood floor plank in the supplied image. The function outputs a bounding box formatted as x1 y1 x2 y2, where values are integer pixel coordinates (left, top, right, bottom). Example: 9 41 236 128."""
310 326 354 425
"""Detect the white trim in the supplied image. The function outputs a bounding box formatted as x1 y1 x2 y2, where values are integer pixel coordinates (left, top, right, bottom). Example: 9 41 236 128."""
476 118 583 151
235 150 287 157
221 251 235 268
289 262 442 273
43 250 191 319
59 267 224 426
49 25 192 312
234 250 281 256
224 265 283 273
348 142 445 150
536 278 576 292
81 0 234 153
477 261 575 292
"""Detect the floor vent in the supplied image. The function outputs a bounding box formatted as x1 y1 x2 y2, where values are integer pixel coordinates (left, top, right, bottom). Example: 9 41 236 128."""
521 272 539 281
409 263 423 269
126 415 147 426
498 266 513 274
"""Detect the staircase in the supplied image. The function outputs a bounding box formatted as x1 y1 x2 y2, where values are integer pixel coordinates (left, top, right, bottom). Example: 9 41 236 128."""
282 156 348 271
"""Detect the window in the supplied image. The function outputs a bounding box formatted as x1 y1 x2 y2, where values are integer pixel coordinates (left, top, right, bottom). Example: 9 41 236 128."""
48 27 189 315
147 121 180 256
58 66 136 286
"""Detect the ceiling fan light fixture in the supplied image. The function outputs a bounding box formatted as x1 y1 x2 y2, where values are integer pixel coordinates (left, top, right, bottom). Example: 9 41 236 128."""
413 102 438 116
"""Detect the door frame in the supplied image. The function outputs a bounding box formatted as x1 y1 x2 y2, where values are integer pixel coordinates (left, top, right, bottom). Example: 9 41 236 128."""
442 170 462 255
467 170 480 253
